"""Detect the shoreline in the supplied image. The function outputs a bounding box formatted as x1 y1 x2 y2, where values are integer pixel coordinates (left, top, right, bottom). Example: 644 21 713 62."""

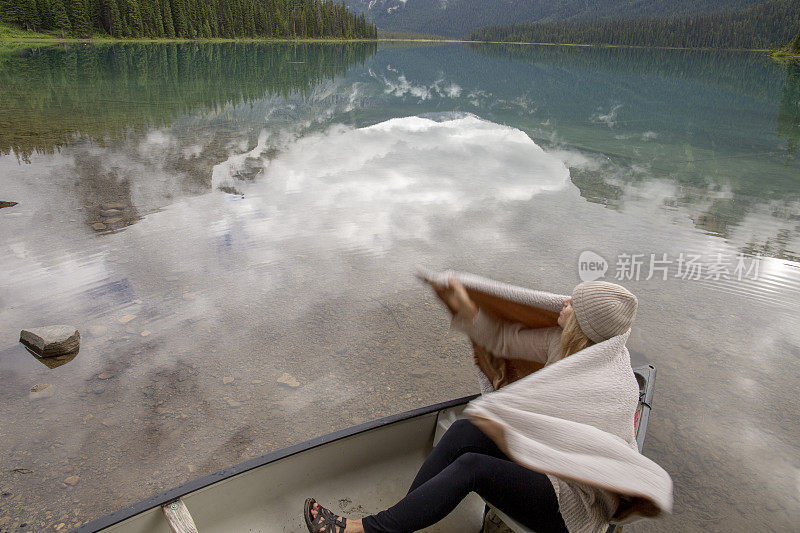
0 36 380 44
0 23 785 53
0 35 776 53
458 39 773 53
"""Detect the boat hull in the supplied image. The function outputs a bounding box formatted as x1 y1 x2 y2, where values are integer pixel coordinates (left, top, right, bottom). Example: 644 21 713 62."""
76 365 656 533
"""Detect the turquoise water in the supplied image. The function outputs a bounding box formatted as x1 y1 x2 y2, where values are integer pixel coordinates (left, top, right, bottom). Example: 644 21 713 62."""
0 43 798 531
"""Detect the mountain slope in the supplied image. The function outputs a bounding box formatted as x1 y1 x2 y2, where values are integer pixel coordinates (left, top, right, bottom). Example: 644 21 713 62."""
344 0 767 38
468 0 800 50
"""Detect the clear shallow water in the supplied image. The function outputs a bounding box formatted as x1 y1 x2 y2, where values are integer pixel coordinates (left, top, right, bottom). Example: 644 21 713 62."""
0 43 799 531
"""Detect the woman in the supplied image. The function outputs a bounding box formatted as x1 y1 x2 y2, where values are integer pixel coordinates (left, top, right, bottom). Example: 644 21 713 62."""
304 279 647 533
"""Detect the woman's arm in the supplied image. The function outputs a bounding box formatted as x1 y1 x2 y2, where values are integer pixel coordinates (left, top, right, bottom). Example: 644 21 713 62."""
452 310 558 364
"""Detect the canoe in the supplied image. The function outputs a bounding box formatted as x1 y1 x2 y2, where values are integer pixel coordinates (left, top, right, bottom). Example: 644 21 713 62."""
75 364 656 533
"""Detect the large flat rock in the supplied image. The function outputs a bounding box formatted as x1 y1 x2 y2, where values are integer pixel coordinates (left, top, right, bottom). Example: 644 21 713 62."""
19 326 80 358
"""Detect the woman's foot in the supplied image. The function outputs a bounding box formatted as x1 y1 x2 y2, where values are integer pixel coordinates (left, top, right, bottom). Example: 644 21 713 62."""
304 498 365 532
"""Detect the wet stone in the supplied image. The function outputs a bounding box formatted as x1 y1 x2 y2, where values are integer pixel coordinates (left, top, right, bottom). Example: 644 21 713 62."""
63 476 79 486
277 373 300 388
118 314 136 324
19 326 80 358
88 326 107 337
97 373 113 380
29 384 54 401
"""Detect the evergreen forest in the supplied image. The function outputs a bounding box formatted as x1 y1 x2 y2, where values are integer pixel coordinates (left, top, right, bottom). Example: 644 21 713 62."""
0 0 377 39
468 0 800 50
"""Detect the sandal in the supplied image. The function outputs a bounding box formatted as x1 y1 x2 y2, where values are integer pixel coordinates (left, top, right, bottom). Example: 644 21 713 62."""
304 497 347 532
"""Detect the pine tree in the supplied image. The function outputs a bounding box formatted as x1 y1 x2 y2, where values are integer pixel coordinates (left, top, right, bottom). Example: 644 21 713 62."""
170 0 187 37
51 0 71 35
151 0 165 36
98 0 123 36
161 0 175 37
36 0 55 29
9 0 41 30
121 0 143 37
68 0 92 36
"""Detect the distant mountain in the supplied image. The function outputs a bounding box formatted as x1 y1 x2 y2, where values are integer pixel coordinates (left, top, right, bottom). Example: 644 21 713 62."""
343 0 768 38
469 0 800 50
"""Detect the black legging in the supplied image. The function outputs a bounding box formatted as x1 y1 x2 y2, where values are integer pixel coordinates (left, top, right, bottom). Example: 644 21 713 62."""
361 419 568 533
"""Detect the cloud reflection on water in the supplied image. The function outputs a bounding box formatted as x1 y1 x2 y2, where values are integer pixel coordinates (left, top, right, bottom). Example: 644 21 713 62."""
212 115 571 254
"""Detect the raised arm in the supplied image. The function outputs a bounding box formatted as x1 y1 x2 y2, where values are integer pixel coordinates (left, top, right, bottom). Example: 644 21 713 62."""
452 310 560 365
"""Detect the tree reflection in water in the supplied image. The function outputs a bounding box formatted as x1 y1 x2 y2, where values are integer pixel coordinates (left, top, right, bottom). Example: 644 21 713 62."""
777 62 800 159
0 42 376 162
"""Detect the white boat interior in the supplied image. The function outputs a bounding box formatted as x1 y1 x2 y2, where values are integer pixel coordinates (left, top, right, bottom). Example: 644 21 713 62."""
82 365 654 533
95 403 485 533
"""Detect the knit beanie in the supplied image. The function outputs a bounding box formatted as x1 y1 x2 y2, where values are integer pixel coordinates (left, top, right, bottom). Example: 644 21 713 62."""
572 281 638 343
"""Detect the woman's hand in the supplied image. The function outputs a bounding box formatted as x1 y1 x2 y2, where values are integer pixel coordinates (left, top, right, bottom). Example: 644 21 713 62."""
435 277 478 320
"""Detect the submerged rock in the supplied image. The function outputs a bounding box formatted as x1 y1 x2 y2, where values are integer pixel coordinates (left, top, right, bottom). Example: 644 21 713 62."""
88 325 108 337
29 384 54 400
19 326 80 358
277 373 300 388
118 314 136 324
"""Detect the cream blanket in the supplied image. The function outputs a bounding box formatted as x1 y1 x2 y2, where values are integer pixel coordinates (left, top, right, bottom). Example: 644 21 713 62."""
418 269 673 523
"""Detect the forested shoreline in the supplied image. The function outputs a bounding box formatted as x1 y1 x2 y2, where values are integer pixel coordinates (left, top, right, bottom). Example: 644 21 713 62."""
0 0 376 39
468 0 800 50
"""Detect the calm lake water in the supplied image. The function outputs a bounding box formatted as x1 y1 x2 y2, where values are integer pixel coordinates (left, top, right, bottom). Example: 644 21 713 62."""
1 42 799 532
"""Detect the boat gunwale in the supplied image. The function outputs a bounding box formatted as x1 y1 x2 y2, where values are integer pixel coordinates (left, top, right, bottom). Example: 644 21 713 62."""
73 393 480 533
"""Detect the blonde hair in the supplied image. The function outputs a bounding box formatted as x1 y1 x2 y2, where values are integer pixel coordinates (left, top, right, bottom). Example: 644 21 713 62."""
560 311 595 360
